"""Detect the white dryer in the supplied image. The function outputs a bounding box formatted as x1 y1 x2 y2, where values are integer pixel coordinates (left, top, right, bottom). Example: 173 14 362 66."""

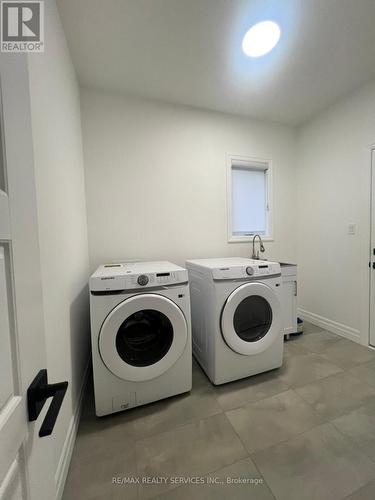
186 257 283 385
90 261 192 416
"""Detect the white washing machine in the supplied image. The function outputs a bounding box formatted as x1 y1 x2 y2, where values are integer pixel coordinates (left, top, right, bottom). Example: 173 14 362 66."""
89 261 192 416
186 257 283 385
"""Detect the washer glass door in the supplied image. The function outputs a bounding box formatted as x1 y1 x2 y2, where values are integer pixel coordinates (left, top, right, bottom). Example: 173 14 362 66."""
99 293 188 382
116 309 173 367
233 295 273 342
221 282 281 355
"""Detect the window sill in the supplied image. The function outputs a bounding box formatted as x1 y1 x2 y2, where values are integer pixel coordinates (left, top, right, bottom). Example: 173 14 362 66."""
228 236 274 244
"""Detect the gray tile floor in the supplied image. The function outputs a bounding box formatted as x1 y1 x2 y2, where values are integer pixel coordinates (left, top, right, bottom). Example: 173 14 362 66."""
63 323 375 500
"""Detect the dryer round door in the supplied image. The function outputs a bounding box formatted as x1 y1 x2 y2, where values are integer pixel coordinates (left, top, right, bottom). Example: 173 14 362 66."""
99 294 188 382
221 282 281 355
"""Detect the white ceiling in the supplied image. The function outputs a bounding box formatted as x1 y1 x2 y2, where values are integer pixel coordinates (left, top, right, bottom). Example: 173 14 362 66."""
57 0 375 125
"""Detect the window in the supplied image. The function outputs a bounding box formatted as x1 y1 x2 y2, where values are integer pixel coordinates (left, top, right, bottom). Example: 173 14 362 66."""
227 155 273 241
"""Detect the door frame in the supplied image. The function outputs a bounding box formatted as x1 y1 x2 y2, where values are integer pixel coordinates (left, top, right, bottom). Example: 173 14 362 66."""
368 145 375 347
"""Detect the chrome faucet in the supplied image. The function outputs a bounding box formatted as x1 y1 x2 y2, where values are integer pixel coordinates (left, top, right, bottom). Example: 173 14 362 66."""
251 234 265 260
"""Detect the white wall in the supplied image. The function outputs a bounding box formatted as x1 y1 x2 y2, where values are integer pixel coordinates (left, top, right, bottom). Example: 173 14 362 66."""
27 1 90 495
81 90 297 271
297 80 375 343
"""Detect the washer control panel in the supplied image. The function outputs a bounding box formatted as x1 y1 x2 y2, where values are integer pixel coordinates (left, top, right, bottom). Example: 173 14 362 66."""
131 271 181 288
212 260 281 280
90 262 188 292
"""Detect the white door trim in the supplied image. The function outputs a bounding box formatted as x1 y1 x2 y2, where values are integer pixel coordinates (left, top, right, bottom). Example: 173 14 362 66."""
368 145 375 347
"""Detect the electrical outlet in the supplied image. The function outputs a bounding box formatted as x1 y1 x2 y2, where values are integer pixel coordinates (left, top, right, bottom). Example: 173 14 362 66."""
348 223 356 235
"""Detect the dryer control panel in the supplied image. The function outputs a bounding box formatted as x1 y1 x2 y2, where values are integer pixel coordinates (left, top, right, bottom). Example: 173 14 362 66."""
90 261 188 292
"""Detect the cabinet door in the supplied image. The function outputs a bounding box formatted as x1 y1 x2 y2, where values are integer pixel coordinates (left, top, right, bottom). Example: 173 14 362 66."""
281 280 297 335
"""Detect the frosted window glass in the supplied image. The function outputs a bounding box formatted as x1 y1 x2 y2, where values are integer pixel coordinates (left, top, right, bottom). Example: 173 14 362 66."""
232 167 266 235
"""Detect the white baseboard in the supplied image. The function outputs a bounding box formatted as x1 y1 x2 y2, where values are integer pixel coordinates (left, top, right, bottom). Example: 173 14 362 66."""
298 308 360 343
55 359 90 500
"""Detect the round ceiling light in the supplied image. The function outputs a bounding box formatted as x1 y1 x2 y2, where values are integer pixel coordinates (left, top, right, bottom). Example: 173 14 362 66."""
242 21 281 58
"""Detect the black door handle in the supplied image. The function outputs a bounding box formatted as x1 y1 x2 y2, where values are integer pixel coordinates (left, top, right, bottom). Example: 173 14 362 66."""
27 369 68 437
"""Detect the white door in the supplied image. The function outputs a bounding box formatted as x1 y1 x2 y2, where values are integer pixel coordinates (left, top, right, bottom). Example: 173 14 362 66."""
221 282 282 355
99 294 188 382
0 55 56 500
370 148 375 347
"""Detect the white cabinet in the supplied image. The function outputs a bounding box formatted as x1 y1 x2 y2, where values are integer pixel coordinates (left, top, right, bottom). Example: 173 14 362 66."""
280 264 297 336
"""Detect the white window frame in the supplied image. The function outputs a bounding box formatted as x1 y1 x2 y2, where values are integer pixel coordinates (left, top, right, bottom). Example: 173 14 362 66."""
227 154 274 243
